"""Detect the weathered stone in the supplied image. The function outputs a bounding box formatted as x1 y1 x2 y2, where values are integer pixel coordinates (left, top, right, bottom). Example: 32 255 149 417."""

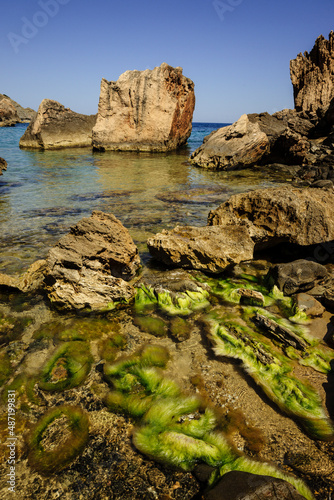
267 260 328 295
46 211 141 311
296 293 325 317
19 260 48 293
92 63 195 152
203 471 307 500
208 186 334 250
19 99 96 150
290 31 334 122
0 94 35 127
0 157 7 176
147 225 254 273
189 114 269 170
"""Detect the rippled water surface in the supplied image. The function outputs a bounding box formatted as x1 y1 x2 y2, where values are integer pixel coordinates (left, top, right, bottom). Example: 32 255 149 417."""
0 123 286 273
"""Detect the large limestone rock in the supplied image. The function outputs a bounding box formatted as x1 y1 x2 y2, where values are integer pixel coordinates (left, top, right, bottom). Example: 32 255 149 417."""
148 186 334 273
290 31 334 122
189 114 269 170
147 225 254 273
0 94 35 127
208 186 334 250
92 63 195 152
45 211 141 311
19 99 96 150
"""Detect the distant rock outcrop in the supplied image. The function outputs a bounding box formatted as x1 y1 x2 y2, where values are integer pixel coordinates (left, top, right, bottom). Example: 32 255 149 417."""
92 63 195 152
0 157 7 176
290 31 334 123
0 94 35 127
19 99 97 150
45 211 141 311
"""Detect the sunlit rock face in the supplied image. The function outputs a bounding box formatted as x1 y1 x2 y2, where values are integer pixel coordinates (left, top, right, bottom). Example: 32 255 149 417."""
92 63 195 152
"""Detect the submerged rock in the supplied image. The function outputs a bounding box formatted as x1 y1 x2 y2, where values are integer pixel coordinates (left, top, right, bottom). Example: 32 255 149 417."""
92 62 195 152
45 211 141 311
19 99 96 150
267 260 328 295
204 471 307 500
0 157 7 176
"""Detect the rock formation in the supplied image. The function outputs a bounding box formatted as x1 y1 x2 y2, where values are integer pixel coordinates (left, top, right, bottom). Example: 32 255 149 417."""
0 157 7 176
19 99 97 150
92 62 195 152
290 31 334 122
147 225 254 273
45 211 141 310
0 94 35 127
148 186 334 272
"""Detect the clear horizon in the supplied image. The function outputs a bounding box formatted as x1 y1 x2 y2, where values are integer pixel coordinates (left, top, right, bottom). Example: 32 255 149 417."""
1 0 333 123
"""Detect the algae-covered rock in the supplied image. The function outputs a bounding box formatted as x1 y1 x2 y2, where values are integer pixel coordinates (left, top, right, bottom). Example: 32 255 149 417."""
27 405 89 474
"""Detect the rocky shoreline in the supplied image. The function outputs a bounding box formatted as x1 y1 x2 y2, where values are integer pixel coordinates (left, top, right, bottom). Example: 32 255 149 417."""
1 32 334 500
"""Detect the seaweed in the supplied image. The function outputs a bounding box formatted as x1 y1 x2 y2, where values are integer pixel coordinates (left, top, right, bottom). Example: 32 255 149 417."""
27 405 89 474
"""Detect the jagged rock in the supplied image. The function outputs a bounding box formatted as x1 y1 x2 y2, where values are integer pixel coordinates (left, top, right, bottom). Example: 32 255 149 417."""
92 62 195 152
0 157 7 176
203 471 307 500
0 94 35 127
208 186 334 251
147 225 254 273
189 114 269 170
266 260 328 295
290 31 334 122
45 211 141 311
0 260 48 294
19 99 96 150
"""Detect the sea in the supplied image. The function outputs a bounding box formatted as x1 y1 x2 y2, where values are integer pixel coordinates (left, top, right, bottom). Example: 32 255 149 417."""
0 123 286 274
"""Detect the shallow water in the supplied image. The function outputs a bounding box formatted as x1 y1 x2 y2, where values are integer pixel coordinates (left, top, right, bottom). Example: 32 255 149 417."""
0 123 286 273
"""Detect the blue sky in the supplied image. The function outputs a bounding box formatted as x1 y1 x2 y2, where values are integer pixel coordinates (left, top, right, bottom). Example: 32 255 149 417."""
1 0 333 122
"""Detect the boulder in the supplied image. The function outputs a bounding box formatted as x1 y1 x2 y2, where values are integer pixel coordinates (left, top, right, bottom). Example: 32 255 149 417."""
147 225 254 273
290 31 334 122
19 99 97 150
92 62 195 152
208 186 334 250
266 260 328 296
45 211 141 311
0 157 7 176
0 94 35 127
203 471 307 500
189 114 269 170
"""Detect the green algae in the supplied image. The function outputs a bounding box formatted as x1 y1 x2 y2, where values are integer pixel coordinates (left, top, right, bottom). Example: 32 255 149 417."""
27 405 89 474
38 341 93 392
103 344 314 499
34 317 121 342
134 285 210 317
169 316 192 342
0 311 32 344
0 352 12 387
133 315 168 337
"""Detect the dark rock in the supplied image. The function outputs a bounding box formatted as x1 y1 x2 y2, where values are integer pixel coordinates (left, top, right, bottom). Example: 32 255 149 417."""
0 157 7 176
20 99 97 150
267 259 328 295
310 179 334 188
203 471 307 500
45 211 141 311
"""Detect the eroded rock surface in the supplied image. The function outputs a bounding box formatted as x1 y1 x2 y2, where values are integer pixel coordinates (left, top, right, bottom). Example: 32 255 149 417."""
19 99 96 149
92 62 195 152
45 211 141 310
290 31 334 122
0 94 35 127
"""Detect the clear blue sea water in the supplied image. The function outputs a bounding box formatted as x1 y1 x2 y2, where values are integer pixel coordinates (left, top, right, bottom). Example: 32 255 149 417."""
0 123 285 273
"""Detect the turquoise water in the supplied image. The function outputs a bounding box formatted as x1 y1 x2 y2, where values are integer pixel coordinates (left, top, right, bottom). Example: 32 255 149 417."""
0 123 284 273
